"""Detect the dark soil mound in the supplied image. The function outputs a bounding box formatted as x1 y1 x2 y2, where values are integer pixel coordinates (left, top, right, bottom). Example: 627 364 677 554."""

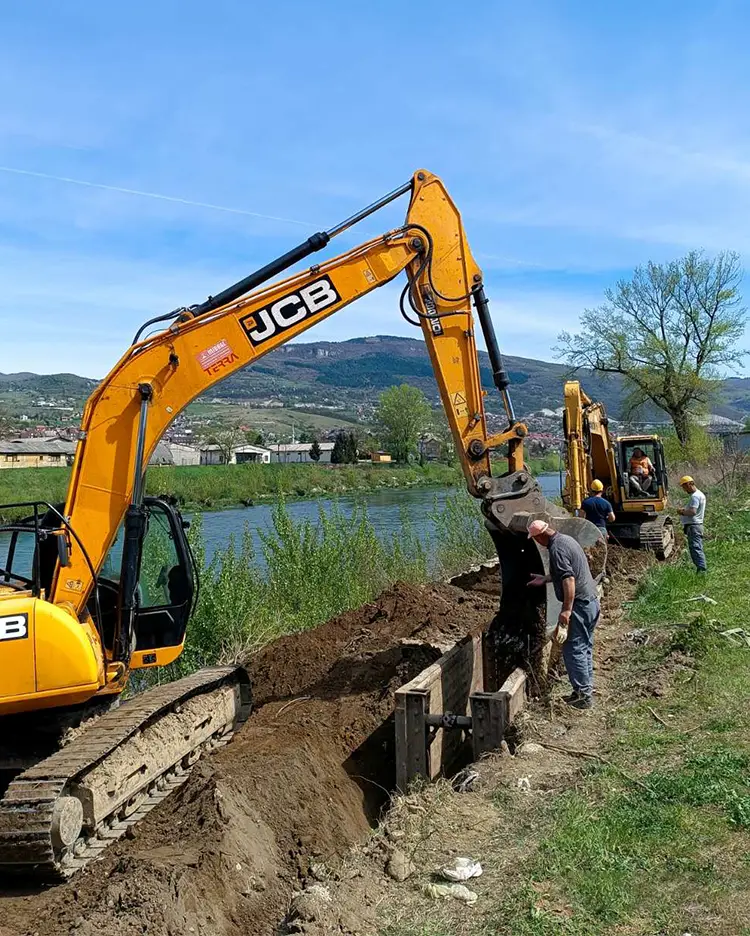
0 576 499 936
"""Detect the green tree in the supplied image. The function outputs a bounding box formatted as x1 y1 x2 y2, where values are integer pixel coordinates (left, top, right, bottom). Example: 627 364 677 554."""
557 251 748 443
309 439 322 462
331 431 357 464
331 433 347 464
744 415 750 431
375 384 432 463
298 426 317 443
245 429 264 446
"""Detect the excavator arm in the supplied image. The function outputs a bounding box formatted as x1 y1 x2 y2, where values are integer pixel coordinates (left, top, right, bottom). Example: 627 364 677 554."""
562 380 618 511
53 171 522 611
47 169 599 683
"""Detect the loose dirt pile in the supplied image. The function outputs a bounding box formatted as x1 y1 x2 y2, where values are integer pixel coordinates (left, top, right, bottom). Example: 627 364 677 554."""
0 577 498 936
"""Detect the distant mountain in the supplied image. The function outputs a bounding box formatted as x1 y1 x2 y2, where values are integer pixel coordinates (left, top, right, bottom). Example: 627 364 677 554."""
209 335 750 422
207 335 623 415
0 372 97 397
2 337 749 422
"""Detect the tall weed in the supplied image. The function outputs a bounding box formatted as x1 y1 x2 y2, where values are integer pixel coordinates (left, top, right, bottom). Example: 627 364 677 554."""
431 492 495 577
171 498 436 674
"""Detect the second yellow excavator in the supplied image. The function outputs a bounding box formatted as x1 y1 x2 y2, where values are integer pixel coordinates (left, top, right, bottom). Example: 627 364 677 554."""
0 171 601 879
562 380 674 558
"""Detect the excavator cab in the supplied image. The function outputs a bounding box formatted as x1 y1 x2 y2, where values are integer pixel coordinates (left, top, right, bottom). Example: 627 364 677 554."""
0 497 196 717
618 437 669 503
96 497 196 666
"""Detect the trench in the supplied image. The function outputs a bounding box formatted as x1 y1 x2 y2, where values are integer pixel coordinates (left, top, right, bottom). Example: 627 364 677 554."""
0 569 503 936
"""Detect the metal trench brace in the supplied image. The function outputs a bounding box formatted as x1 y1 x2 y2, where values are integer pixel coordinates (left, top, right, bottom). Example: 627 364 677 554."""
394 633 527 791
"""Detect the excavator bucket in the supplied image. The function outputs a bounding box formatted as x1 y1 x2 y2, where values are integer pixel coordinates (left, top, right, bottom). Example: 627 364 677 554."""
479 471 606 690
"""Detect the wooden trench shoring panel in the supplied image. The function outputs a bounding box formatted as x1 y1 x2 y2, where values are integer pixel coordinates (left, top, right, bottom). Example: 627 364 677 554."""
394 632 527 790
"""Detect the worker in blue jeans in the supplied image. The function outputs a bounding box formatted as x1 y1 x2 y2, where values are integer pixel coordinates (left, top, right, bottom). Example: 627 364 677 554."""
677 475 707 573
527 519 600 709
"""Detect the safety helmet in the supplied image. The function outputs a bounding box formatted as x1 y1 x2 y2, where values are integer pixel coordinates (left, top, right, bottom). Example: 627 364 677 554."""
591 480 604 492
679 475 694 486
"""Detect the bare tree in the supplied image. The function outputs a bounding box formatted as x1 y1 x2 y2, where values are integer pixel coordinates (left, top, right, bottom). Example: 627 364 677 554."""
205 422 246 464
557 251 747 442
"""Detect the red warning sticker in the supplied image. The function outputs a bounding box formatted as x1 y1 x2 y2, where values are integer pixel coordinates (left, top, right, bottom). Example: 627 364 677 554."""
196 339 239 376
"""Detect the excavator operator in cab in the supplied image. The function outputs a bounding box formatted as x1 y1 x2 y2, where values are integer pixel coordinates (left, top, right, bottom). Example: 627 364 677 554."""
629 447 655 496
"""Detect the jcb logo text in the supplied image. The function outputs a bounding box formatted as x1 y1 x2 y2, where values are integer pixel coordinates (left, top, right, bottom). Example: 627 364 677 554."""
239 277 341 347
0 614 29 642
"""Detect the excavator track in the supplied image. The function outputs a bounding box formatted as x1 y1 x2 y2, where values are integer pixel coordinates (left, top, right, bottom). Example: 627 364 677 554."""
0 665 251 881
639 514 675 560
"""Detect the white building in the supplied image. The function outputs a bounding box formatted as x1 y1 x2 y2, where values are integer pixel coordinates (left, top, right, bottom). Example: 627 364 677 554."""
199 444 227 466
267 442 335 464
234 444 271 464
165 442 201 466
197 443 272 465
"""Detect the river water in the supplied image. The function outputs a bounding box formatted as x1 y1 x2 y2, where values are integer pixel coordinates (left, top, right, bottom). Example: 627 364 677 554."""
197 473 562 566
1 475 562 574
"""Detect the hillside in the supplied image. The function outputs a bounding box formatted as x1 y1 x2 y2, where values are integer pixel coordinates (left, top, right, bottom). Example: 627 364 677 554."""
208 335 625 416
207 335 750 422
2 336 749 423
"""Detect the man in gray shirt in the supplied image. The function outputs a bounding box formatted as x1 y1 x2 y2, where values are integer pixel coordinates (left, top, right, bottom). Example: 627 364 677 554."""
677 475 707 573
527 519 600 709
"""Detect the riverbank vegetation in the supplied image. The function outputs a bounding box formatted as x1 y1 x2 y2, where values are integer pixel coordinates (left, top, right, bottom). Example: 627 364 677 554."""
133 490 495 689
0 461 463 519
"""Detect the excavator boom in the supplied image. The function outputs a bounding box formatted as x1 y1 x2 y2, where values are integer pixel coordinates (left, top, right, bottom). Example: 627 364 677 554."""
0 170 601 878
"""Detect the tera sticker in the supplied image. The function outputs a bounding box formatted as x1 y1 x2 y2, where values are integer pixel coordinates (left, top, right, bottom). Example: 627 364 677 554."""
0 613 29 642
196 339 239 376
239 276 341 347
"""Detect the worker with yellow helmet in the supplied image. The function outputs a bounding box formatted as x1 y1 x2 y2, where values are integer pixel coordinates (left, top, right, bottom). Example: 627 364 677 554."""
580 479 616 534
677 475 707 573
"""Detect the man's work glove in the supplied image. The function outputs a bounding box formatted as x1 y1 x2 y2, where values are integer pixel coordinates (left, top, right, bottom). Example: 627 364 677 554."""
553 623 569 645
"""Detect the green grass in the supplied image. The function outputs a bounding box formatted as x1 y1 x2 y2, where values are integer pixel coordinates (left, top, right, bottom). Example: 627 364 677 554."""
0 462 462 520
379 489 750 936
526 452 563 475
492 492 750 935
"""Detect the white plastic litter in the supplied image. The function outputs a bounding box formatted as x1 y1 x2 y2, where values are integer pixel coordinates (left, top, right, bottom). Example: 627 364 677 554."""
452 767 480 793
422 882 478 905
439 857 483 882
720 627 750 647
686 594 717 605
516 776 531 792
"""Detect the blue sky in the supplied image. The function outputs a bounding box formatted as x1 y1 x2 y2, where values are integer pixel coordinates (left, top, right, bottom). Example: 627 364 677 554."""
1 0 749 378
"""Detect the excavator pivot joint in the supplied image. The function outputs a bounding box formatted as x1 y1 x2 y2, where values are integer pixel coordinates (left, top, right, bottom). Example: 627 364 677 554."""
467 439 486 459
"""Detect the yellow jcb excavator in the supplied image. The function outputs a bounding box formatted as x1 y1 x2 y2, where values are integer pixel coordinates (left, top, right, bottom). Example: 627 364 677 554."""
562 380 674 558
0 171 601 879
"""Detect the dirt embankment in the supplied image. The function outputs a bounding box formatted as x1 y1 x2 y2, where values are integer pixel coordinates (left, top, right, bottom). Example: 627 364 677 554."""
0 577 499 936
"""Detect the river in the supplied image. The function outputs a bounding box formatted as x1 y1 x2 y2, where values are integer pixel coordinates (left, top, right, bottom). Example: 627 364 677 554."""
197 473 562 566
1 475 562 575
